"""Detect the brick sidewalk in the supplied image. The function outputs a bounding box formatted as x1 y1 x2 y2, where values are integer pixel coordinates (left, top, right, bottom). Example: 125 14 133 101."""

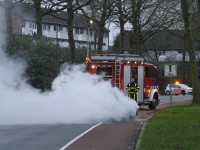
65 101 191 150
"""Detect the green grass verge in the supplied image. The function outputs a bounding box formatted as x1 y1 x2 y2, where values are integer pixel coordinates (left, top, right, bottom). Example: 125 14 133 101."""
139 102 200 150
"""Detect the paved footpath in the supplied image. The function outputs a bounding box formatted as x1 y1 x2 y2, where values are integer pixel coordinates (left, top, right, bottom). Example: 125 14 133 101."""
65 101 191 150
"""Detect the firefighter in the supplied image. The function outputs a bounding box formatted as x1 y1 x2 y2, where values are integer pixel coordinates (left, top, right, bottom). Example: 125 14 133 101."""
126 76 140 101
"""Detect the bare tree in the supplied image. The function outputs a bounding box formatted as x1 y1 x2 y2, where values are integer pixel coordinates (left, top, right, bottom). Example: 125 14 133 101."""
129 0 175 56
143 33 171 63
80 0 117 54
110 0 133 54
59 0 92 63
181 0 200 103
35 0 92 63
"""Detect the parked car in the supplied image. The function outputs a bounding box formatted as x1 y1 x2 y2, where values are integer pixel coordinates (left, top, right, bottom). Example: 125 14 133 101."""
165 84 193 95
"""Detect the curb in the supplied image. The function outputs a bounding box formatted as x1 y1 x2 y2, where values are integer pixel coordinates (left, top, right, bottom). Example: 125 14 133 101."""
127 123 143 150
134 114 154 150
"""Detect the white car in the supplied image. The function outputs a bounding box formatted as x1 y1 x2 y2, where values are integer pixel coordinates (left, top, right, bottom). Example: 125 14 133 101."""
165 84 192 95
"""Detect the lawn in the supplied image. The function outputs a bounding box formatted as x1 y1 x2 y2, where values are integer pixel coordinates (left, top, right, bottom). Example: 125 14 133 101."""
139 102 200 150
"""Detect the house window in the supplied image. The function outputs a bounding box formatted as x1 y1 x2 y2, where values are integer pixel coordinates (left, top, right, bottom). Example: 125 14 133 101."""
80 28 84 34
43 24 46 30
75 28 79 34
178 50 182 53
54 25 57 31
59 26 63 32
22 21 25 27
29 22 33 28
104 33 108 38
75 28 84 34
47 24 50 31
33 23 37 29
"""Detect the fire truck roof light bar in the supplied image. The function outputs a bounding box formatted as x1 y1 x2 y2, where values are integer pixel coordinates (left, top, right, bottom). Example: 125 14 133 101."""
91 54 145 62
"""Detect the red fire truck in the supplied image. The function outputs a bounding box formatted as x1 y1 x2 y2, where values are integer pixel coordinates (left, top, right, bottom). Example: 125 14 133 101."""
86 54 160 109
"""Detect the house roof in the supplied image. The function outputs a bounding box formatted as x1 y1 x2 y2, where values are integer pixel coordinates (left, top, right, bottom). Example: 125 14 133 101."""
12 3 109 31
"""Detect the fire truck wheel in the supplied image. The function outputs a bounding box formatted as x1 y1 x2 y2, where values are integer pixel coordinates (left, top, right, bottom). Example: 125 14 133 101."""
148 100 156 109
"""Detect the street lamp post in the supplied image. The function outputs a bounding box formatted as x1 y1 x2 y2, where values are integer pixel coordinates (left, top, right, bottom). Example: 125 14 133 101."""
86 20 93 61
56 15 59 73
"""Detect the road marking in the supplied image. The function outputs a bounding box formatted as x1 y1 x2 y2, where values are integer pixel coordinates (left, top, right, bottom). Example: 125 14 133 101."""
59 122 102 150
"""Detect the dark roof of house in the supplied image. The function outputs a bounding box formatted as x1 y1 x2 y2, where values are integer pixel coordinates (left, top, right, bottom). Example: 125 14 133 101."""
11 3 109 31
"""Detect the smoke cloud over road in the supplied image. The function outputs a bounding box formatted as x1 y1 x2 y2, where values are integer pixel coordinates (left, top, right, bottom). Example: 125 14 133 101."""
0 35 138 125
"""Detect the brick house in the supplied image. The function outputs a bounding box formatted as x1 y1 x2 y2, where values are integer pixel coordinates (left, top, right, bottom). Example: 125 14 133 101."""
0 4 109 50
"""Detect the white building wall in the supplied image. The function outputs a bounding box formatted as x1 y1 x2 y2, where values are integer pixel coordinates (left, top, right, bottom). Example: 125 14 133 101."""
22 21 109 50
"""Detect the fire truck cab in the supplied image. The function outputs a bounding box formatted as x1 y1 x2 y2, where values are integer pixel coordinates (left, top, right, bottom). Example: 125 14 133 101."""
86 54 160 109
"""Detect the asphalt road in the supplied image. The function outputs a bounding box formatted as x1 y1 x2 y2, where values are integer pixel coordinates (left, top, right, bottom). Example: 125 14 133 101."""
160 94 192 104
0 124 96 150
0 94 193 150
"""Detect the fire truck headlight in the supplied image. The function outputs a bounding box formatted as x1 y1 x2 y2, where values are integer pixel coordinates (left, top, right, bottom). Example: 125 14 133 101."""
91 65 95 69
127 61 130 64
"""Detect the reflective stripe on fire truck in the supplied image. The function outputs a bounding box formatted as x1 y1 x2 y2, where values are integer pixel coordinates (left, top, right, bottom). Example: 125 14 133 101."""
151 86 159 90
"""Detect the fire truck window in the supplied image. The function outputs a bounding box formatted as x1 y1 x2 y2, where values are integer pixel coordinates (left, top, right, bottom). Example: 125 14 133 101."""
153 68 157 78
106 67 112 76
131 67 137 77
96 67 101 75
96 66 112 76
145 67 149 78
150 67 153 78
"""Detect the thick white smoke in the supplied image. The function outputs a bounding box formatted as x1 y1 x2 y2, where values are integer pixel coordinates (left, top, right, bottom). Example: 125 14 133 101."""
0 36 139 125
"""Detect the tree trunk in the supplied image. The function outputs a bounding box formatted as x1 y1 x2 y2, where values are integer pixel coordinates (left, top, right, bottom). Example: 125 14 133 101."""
4 0 13 34
132 13 141 55
182 34 186 83
154 49 159 63
135 34 141 55
94 34 97 51
119 0 124 54
94 30 98 51
181 0 200 103
67 11 76 64
198 0 200 15
97 25 105 54
35 0 42 35
120 22 125 54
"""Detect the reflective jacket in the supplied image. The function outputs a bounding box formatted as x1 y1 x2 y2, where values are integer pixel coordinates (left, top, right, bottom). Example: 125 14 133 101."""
126 82 140 93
